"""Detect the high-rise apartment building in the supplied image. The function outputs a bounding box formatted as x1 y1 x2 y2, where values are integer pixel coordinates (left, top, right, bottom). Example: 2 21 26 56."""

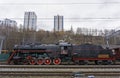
24 12 37 31
0 19 17 27
54 15 64 31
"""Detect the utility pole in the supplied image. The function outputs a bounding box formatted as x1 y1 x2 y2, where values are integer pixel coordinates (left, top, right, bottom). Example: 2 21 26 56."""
0 36 5 54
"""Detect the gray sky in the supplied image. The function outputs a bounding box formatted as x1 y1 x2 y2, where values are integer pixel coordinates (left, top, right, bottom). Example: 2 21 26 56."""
0 0 120 31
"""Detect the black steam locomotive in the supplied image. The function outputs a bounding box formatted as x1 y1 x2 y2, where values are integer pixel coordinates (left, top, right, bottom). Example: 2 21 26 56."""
7 42 115 65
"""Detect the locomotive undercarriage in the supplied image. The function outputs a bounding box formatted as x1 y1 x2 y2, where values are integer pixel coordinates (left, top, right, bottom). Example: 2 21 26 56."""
9 52 62 65
10 57 62 65
9 51 115 65
95 60 114 65
73 60 114 65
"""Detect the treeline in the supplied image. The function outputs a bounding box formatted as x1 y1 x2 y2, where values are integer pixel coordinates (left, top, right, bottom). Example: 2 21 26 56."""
0 25 119 50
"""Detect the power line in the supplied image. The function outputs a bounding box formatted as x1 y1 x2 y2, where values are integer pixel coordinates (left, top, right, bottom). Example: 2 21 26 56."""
1 17 120 19
1 18 120 22
0 2 120 5
2 18 120 22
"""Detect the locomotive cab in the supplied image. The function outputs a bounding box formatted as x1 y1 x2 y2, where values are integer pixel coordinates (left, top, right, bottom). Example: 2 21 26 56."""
58 42 73 63
59 42 72 54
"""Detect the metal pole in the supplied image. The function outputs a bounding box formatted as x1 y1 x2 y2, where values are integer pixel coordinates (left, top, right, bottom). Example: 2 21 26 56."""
0 39 3 54
106 40 109 48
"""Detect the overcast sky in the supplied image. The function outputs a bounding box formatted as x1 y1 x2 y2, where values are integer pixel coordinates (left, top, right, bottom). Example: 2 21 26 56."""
0 0 120 31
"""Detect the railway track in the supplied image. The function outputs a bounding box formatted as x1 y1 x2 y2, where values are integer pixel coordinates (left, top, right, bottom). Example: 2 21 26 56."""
0 65 120 76
1 65 120 68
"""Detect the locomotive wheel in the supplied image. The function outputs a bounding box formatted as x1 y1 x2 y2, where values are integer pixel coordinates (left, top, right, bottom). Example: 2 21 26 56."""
84 61 89 65
29 59 36 65
74 60 79 65
9 60 14 65
23 61 28 65
14 60 19 65
37 59 43 65
79 60 88 65
53 58 61 65
26 56 32 60
95 60 97 65
10 60 19 65
107 60 114 65
23 59 29 65
44 58 51 65
96 60 103 65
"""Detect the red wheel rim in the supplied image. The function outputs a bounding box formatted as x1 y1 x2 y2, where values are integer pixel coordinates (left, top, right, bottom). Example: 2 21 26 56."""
44 59 51 65
23 61 28 65
53 58 61 65
37 59 43 65
30 59 36 65
26 56 32 60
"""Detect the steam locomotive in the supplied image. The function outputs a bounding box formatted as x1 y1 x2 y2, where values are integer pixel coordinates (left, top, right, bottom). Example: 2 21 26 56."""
7 42 116 65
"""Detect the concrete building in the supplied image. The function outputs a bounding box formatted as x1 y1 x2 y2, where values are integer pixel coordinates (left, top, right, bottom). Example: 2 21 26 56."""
54 15 64 32
0 19 17 27
24 12 37 31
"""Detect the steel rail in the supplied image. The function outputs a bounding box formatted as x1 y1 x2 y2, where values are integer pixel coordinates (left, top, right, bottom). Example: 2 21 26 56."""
0 65 120 68
0 71 120 76
0 65 120 76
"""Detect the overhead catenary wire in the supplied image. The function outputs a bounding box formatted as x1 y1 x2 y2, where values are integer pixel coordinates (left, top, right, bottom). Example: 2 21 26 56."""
1 17 120 20
0 2 119 21
1 18 120 22
0 2 120 5
1 17 120 19
0 2 120 21
0 2 120 4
